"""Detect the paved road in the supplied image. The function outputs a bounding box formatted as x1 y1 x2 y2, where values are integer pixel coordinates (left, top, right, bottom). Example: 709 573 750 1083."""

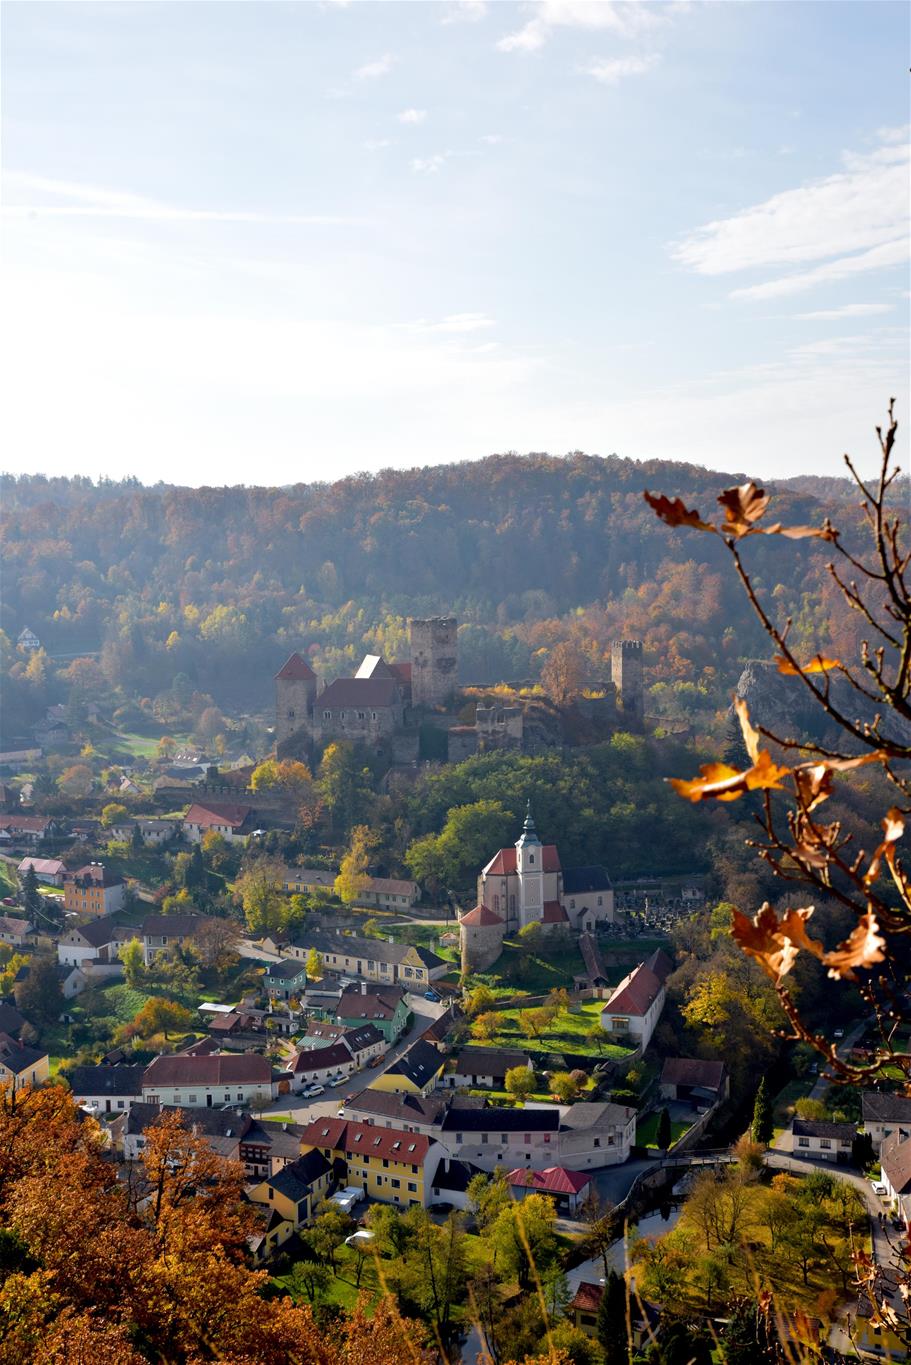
253 989 448 1124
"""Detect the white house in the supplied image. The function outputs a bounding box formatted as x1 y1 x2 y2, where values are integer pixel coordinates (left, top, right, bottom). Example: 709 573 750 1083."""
785 1117 855 1163
142 1053 275 1108
600 951 672 1052
880 1130 911 1226
440 1100 635 1173
69 1064 146 1115
862 1092 911 1152
57 919 134 969
183 802 254 844
17 856 67 887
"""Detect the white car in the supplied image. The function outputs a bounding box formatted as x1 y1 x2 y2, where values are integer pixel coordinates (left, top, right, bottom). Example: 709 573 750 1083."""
871 1181 888 1196
303 1084 325 1097
329 1075 346 1087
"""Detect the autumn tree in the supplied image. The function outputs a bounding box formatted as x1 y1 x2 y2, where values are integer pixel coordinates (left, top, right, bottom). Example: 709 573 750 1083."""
541 640 588 706
118 937 145 987
131 997 194 1041
306 948 323 981
235 857 287 937
14 955 63 1028
192 916 241 978
335 824 375 905
505 1065 536 1102
471 1011 500 1042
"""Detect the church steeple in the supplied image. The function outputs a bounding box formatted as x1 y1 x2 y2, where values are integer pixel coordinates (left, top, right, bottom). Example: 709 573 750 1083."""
515 799 543 928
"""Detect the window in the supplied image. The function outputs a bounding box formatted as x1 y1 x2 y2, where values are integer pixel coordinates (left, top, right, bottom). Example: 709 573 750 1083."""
481 1134 488 1144
597 896 603 906
117 1100 125 1109
820 1139 831 1150
189 1095 197 1104
237 1093 243 1101
501 1134 508 1144
569 899 575 909
372 711 377 720
594 1138 601 1148
510 895 516 913
493 895 499 913
323 711 331 720
524 1133 531 1144
357 711 365 720
456 1133 463 1143
408 1182 417 1193
798 1137 810 1148
391 1178 401 1188
529 854 535 865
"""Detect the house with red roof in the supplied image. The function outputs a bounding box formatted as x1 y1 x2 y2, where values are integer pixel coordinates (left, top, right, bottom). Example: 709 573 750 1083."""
600 950 672 1051
183 801 255 844
506 1164 592 1213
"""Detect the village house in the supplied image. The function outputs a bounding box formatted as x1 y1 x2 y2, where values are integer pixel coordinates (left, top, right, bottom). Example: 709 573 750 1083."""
63 863 126 917
0 813 60 846
248 1148 334 1236
369 1039 445 1098
263 959 309 1001
0 915 35 948
182 802 255 844
140 912 215 966
658 1058 729 1107
862 1092 911 1151
17 627 40 652
444 1047 533 1091
287 929 446 989
356 876 421 911
108 818 181 846
567 1283 660 1349
441 1099 636 1173
785 1117 856 1163
17 856 67 886
299 1115 446 1209
142 1053 275 1108
0 1033 49 1090
0 1003 27 1039
69 1063 146 1114
880 1131 911 1227
343 1088 451 1137
287 1041 359 1092
600 950 672 1052
61 959 125 1000
506 1165 592 1215
280 867 335 895
336 982 411 1044
57 918 134 969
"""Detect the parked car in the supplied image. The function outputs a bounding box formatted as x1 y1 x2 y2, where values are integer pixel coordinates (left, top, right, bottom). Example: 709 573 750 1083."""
329 1075 346 1087
368 1055 383 1067
424 989 441 1003
833 1029 845 1039
871 1180 888 1196
303 1084 325 1097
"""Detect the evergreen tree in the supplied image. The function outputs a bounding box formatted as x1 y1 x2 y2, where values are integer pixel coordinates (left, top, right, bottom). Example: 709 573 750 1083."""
20 864 42 921
720 1299 781 1365
656 1107 672 1150
595 1269 628 1365
751 1076 773 1145
130 823 144 853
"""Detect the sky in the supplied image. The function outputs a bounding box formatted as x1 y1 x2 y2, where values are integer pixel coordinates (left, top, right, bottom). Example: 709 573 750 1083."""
2 0 908 485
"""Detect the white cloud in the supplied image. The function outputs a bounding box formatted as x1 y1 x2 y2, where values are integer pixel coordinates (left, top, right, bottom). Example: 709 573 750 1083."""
405 312 496 333
796 303 893 321
497 0 681 53
441 0 487 23
584 53 660 84
479 133 504 145
364 138 392 151
353 53 395 80
671 135 909 299
2 173 352 226
411 155 446 175
397 108 427 125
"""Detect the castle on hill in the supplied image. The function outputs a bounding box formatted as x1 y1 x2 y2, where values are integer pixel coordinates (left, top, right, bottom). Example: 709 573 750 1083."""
459 805 614 973
275 617 457 758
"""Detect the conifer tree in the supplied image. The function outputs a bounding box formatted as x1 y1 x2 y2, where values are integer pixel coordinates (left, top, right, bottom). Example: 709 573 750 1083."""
751 1076 773 1145
596 1269 628 1365
21 863 42 921
656 1106 671 1150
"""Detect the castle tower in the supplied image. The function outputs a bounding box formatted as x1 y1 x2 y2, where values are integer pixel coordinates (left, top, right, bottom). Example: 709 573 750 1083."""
274 652 317 746
459 902 505 976
611 640 644 725
515 800 543 930
409 616 458 708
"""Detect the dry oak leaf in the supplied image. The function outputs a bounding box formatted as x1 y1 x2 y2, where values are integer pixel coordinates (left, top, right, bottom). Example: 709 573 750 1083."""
865 807 906 887
775 654 842 676
731 903 823 983
642 490 716 533
822 911 886 980
669 749 790 803
734 694 762 764
717 481 770 535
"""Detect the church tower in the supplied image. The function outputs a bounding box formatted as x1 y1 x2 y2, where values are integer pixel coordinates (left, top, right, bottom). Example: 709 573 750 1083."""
515 801 543 929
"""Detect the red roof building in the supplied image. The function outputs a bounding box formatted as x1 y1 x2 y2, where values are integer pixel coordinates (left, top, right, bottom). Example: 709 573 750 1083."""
507 1165 592 1211
275 653 316 681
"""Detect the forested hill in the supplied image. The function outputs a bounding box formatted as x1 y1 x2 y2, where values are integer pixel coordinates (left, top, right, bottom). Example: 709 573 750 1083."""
0 453 862 717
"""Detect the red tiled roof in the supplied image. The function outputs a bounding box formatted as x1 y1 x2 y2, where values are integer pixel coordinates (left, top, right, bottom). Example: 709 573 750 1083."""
541 900 569 924
459 903 503 927
569 1282 603 1313
275 652 316 681
0 814 52 833
603 963 664 1018
318 677 402 709
142 1053 271 1087
184 802 252 829
483 844 561 876
290 1043 352 1074
302 1116 431 1163
507 1165 591 1195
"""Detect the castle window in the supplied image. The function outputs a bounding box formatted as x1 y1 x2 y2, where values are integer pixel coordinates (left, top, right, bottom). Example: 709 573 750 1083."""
288 709 294 720
597 896 603 906
569 899 575 909
323 711 331 720
529 854 535 865
493 895 499 913
510 895 516 913
357 711 365 720
340 710 347 719
372 712 377 720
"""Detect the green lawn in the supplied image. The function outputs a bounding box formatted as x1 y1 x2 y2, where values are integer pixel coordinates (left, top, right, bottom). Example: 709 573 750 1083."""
636 1112 691 1148
0 861 18 896
465 998 635 1062
772 1078 815 1128
488 941 588 993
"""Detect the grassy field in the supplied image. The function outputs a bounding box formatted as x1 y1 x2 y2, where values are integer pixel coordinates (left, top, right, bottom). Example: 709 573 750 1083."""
636 1112 691 1148
465 998 634 1063
772 1078 815 1132
0 862 17 897
488 941 588 994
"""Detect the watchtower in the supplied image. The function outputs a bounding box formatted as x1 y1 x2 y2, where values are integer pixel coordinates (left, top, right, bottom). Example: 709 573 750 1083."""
610 640 644 724
409 616 458 708
274 652 317 746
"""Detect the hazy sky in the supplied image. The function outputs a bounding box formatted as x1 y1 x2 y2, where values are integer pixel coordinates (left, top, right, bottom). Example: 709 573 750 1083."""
2 0 908 485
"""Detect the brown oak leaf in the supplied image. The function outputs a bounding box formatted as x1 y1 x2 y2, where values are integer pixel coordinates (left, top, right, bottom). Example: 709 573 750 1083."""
734 695 761 764
865 807 906 887
731 903 822 983
643 490 715 533
717 481 770 535
823 911 886 980
775 654 842 676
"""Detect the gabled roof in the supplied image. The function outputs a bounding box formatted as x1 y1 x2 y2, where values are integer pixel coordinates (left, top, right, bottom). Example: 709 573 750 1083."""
141 913 212 938
578 931 610 985
452 1047 531 1077
183 803 253 830
0 916 33 939
302 1116 432 1164
442 1105 560 1134
70 1064 145 1097
355 655 396 680
265 959 308 982
66 864 124 889
0 1032 47 1075
126 1102 253 1139
17 857 67 876
143 1053 271 1087
660 1058 727 1092
643 949 674 983
541 900 569 924
0 1003 26 1038
291 1042 353 1074
563 865 612 894
343 1023 385 1053
431 1157 476 1192
482 845 561 876
881 1131 911 1193
318 678 402 709
65 918 133 949
507 1165 591 1195
459 903 503 927
383 1039 445 1088
275 652 316 682
344 1088 449 1127
338 983 406 1021
364 876 419 896
559 1101 635 1131
570 1282 603 1313
792 1118 856 1141
862 1091 911 1124
602 962 664 1018
269 1149 331 1203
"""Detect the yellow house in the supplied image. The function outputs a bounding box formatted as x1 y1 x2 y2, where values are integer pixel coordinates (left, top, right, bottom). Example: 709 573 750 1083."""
368 1039 444 1098
0 1033 49 1090
248 1148 334 1232
300 1115 443 1208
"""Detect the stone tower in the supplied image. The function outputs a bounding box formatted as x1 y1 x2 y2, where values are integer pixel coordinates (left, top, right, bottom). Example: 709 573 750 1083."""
611 640 644 725
459 901 505 976
515 801 543 930
274 652 317 746
409 616 458 708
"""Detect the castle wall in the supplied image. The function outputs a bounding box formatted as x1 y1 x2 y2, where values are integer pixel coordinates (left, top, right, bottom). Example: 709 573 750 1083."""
275 675 316 745
410 617 459 708
312 701 405 744
461 922 504 975
610 640 644 725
